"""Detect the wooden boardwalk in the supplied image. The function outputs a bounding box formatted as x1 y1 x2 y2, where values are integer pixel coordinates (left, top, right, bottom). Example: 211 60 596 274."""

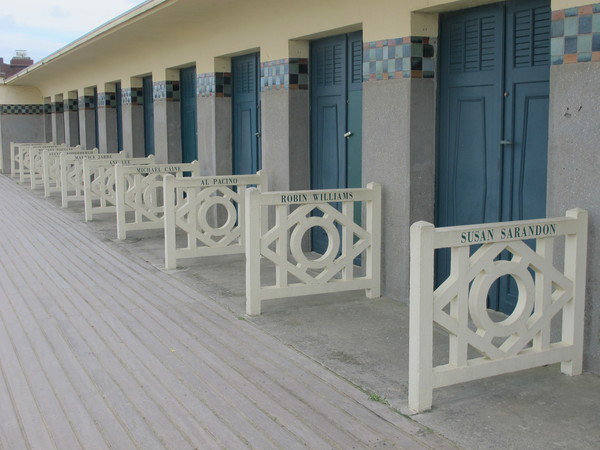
0 175 453 449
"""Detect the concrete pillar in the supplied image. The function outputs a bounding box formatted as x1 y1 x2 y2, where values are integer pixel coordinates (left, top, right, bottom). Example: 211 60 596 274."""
98 83 118 153
78 88 97 149
43 98 52 143
260 56 310 192
63 91 80 146
121 77 145 158
152 70 181 163
197 70 232 176
362 37 437 302
547 61 600 374
52 94 65 144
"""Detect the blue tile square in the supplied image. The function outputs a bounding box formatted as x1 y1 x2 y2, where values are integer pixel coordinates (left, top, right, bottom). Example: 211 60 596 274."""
387 58 396 73
594 5 600 13
593 33 600 51
551 20 564 37
578 52 592 62
565 7 579 17
395 45 404 58
564 16 578 36
564 36 578 53
411 43 423 57
593 13 600 32
551 37 565 56
376 47 383 60
422 58 435 72
402 57 411 71
578 34 592 52
551 54 564 65
403 44 411 56
580 15 593 34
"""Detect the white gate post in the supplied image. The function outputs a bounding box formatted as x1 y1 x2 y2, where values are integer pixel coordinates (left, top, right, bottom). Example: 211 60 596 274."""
163 174 177 270
245 187 263 316
562 207 588 375
408 221 436 413
366 182 382 298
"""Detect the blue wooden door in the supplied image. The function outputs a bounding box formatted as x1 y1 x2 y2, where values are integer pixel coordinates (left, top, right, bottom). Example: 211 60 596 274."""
143 76 155 156
437 0 550 313
180 67 198 164
232 53 260 175
115 82 123 152
310 31 363 254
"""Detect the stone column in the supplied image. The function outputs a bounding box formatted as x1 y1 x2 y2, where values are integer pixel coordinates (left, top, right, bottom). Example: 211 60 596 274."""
547 60 600 374
152 70 181 163
63 91 80 146
121 78 145 158
260 57 310 192
78 87 97 149
362 36 436 301
196 70 232 175
51 94 65 144
97 84 118 153
43 98 52 143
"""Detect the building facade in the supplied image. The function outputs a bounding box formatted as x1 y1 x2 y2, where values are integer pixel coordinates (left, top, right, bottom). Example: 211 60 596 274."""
1 0 599 373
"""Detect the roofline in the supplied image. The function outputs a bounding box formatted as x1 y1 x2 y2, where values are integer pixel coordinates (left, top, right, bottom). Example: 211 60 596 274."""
5 0 172 84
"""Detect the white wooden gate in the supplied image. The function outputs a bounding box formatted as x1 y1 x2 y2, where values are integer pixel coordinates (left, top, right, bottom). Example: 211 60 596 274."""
60 152 126 208
43 149 98 197
83 155 156 221
245 183 382 315
12 143 62 182
30 145 80 189
163 171 267 270
115 161 201 240
408 209 588 412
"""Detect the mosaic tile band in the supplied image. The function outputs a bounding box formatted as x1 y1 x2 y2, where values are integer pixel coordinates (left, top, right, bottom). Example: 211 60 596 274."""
98 92 117 108
78 96 96 110
0 104 46 115
51 102 65 114
363 36 436 81
551 3 600 64
153 81 180 101
64 99 78 112
122 88 144 105
261 58 308 91
197 72 232 98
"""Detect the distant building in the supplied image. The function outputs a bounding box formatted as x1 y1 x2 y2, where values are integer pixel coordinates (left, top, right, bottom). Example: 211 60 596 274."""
0 51 34 78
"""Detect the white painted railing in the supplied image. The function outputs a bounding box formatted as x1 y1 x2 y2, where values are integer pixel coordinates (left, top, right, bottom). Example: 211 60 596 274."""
83 155 156 221
163 171 267 270
408 209 588 412
60 152 125 208
245 183 382 316
11 142 61 181
43 148 98 197
115 161 201 240
30 144 80 189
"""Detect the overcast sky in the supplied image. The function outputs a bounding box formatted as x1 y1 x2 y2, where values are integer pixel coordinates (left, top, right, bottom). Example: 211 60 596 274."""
0 0 144 63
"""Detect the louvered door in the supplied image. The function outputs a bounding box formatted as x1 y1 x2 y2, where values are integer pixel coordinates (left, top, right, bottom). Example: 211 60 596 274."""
437 0 550 313
310 31 363 254
233 53 261 175
181 66 198 164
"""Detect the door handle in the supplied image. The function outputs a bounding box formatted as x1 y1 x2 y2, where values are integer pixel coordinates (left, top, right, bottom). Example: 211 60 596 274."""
344 131 353 139
500 140 512 145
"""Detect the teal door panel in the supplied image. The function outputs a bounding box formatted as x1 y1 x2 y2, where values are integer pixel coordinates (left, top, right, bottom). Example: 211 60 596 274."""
143 76 155 156
180 67 197 164
233 53 260 175
310 32 363 255
497 0 551 312
437 0 550 314
116 82 123 152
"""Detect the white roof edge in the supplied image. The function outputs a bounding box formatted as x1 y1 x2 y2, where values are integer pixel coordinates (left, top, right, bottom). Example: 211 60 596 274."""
5 0 170 84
